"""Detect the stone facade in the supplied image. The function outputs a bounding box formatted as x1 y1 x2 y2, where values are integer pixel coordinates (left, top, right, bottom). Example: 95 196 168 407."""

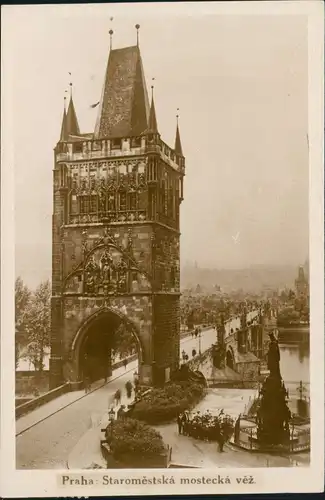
50 40 185 389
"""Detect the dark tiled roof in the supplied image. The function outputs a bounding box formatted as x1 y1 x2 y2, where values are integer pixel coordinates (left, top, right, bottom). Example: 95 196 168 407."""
94 45 150 139
147 95 158 133
59 109 67 141
174 123 183 156
66 97 80 136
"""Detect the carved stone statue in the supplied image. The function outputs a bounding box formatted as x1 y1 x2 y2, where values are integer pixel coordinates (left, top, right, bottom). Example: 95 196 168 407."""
84 256 100 294
267 332 281 378
100 249 113 285
256 332 291 447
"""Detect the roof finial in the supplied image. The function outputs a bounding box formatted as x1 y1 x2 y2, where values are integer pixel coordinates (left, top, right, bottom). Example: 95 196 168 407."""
176 107 180 124
135 24 140 46
109 29 114 50
151 77 155 100
64 90 68 111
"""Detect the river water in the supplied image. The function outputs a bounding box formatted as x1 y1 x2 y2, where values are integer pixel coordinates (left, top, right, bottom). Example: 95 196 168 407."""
279 334 310 399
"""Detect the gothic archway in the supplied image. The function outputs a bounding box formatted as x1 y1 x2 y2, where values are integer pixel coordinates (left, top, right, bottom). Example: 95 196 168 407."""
226 347 235 370
71 307 143 383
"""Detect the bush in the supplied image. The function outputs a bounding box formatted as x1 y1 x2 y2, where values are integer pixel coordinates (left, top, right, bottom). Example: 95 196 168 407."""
106 418 165 459
131 381 206 424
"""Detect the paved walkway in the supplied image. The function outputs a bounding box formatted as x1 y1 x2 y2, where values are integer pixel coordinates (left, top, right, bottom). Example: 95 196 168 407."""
16 330 217 469
16 328 217 435
155 423 309 468
16 361 137 436
66 387 309 470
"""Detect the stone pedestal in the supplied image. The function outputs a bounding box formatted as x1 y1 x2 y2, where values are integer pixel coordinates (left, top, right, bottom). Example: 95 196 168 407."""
256 375 291 446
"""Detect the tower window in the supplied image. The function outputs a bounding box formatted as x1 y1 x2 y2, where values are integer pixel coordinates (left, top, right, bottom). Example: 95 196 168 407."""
128 191 137 210
73 142 83 153
119 191 127 211
111 138 122 150
90 195 97 213
131 137 141 148
79 196 90 214
79 195 97 214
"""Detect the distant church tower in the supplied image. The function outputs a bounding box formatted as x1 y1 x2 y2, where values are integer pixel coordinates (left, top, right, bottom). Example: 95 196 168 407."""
50 27 185 388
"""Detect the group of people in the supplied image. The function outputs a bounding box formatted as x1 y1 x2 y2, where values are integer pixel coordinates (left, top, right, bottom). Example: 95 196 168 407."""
191 327 202 339
177 410 234 451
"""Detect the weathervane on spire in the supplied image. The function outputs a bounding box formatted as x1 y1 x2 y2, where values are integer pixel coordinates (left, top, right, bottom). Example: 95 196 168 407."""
151 77 155 100
68 72 73 97
176 107 180 124
135 24 140 46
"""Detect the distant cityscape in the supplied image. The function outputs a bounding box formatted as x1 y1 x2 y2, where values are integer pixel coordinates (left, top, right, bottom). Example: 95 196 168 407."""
180 260 309 294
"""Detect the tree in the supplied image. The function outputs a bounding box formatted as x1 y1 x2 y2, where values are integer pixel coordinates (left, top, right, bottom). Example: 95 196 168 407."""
106 418 165 459
23 280 51 372
15 277 31 368
111 323 137 360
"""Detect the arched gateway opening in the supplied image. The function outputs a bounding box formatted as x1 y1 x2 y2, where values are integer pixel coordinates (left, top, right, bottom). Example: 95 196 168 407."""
72 309 141 384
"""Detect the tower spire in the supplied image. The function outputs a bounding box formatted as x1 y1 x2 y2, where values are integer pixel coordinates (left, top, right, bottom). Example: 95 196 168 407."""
59 96 67 142
148 78 158 132
66 80 80 136
174 109 183 156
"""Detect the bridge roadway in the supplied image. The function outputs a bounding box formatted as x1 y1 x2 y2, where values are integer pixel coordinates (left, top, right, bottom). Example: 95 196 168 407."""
16 327 218 469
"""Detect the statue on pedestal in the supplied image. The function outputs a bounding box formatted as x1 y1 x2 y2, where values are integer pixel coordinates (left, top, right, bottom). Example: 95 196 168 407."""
256 333 291 447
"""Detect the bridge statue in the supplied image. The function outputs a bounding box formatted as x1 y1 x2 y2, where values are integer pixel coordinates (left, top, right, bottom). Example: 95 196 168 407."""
256 332 291 447
267 332 281 378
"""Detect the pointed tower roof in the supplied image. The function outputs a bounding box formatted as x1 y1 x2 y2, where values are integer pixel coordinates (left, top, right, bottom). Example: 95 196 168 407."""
66 96 80 136
147 94 158 133
94 45 150 139
174 121 183 156
59 108 67 142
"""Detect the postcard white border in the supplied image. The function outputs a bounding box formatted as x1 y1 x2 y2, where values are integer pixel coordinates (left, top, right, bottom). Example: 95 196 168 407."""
1 1 324 496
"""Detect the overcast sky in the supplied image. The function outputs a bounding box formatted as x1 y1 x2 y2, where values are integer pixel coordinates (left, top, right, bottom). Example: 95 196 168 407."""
7 5 308 288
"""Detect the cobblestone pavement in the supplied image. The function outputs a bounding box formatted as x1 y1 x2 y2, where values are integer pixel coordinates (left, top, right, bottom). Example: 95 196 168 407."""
16 330 216 469
155 422 310 468
16 362 137 469
154 387 310 468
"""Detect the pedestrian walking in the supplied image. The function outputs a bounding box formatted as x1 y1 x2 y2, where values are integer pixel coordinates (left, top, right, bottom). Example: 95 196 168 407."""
114 389 121 406
218 432 225 452
177 413 183 435
125 380 133 398
117 405 126 419
123 358 128 370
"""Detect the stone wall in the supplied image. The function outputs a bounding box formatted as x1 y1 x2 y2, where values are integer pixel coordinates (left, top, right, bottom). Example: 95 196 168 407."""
16 371 49 396
236 361 259 381
152 294 180 385
153 225 180 292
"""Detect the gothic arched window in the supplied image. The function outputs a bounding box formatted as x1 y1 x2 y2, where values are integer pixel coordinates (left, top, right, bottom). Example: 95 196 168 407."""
119 190 127 211
128 191 137 211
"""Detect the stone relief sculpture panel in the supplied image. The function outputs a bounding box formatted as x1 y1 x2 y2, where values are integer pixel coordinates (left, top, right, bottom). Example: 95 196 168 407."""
64 243 151 296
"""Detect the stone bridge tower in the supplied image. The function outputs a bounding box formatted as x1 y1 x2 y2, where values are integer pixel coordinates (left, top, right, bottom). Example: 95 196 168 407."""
50 29 185 389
